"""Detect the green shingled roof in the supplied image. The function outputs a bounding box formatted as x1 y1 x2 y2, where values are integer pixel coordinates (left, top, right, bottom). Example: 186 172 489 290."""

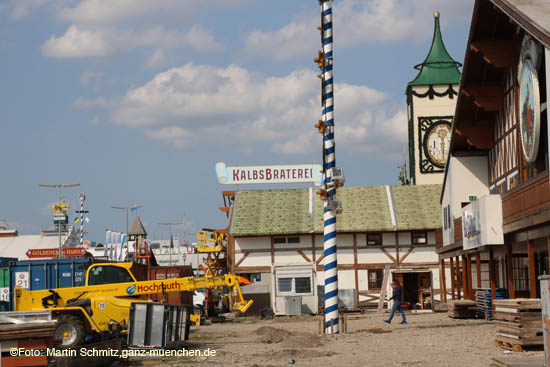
407 13 461 88
230 185 442 236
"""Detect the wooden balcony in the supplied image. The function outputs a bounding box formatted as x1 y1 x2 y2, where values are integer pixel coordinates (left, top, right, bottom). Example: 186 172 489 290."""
502 172 550 233
454 218 463 243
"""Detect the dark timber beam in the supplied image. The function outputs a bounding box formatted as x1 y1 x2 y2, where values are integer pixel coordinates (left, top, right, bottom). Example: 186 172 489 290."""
528 240 537 298
470 40 521 68
462 85 505 111
507 243 515 298
489 248 496 316
450 257 456 300
441 258 447 303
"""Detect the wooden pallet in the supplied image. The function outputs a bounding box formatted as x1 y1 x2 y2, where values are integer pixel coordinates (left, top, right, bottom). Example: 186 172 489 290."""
491 356 544 367
448 300 477 319
494 312 541 322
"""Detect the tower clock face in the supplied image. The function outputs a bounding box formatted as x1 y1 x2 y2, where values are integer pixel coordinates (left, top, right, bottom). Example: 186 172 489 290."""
425 123 451 166
418 116 453 173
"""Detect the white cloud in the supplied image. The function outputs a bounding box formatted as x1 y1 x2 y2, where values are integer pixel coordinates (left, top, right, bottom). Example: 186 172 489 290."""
78 63 406 157
58 0 240 25
42 25 223 59
245 0 473 60
146 49 167 69
42 25 113 58
1 0 49 21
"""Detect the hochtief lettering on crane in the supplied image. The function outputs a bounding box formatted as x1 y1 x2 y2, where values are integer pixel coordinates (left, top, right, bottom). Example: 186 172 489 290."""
215 162 322 186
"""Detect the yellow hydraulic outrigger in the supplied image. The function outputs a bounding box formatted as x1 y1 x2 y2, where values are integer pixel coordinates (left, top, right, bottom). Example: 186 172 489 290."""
14 262 252 347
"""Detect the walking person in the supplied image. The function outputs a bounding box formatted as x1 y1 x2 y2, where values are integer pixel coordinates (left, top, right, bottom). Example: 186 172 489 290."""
384 281 407 324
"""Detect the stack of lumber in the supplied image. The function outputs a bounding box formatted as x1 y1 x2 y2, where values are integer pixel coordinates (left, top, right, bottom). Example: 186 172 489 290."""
0 320 56 340
493 299 542 352
0 311 57 367
477 288 508 320
448 300 477 319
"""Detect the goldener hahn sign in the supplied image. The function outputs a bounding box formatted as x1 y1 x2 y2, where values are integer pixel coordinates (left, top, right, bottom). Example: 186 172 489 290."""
215 162 322 186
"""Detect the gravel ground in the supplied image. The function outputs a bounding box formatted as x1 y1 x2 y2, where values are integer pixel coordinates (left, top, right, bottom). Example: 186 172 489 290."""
160 312 545 367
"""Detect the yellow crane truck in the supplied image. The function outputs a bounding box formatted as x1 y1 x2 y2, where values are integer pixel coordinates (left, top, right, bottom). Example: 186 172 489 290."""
13 262 252 347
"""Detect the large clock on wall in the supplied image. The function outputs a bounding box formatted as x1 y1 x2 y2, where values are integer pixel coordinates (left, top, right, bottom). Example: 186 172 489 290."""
518 36 542 163
418 116 453 173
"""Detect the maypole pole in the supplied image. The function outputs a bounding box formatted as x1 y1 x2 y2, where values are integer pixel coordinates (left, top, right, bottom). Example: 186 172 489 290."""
315 0 344 334
76 192 88 247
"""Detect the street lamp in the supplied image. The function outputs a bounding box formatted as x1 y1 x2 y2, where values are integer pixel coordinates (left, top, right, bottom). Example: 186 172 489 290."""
39 183 80 258
112 205 143 234
158 221 186 265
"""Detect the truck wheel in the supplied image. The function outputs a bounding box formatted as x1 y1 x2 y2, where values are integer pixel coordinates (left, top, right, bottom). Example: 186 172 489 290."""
55 315 85 348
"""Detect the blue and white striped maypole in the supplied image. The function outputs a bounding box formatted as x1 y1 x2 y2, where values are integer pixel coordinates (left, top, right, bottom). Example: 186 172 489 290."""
77 192 86 247
316 0 341 334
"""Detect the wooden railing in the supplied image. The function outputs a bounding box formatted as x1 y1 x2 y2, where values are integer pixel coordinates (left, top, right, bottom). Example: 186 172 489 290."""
502 172 550 226
454 218 463 243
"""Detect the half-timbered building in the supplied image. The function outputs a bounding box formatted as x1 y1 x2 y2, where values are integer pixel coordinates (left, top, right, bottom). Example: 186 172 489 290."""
438 0 550 302
225 185 444 315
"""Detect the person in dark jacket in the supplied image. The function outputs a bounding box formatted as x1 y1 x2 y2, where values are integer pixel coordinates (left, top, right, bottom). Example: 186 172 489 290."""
384 281 407 324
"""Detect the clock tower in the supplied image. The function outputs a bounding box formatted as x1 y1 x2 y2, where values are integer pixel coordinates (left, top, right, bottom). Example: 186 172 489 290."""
406 12 461 185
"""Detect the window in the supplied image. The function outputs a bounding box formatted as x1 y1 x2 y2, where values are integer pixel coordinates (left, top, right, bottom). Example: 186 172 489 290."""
276 273 313 295
367 233 382 246
278 278 293 293
412 232 427 244
250 273 261 283
88 266 135 286
513 256 529 292
295 277 311 293
368 270 383 289
273 236 301 244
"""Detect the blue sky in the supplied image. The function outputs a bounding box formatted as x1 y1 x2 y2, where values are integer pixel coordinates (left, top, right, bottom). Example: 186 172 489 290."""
0 0 474 243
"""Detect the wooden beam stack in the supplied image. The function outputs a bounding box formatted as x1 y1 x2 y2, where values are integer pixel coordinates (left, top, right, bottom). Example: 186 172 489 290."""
493 299 542 352
447 300 477 319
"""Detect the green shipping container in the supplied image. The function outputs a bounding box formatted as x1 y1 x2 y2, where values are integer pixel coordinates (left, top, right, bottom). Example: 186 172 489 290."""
0 267 9 311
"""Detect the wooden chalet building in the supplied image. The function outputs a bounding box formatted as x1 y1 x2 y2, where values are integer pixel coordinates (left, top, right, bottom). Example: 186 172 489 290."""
226 185 444 315
438 0 550 302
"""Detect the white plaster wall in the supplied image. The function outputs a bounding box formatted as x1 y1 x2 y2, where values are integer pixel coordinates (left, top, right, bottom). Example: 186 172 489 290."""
338 270 355 289
401 247 438 264
398 232 412 245
336 248 354 265
239 252 271 267
235 236 270 251
449 156 490 219
337 234 354 248
274 251 309 265
358 269 369 291
357 248 395 263
427 231 436 245
441 155 489 246
382 233 396 246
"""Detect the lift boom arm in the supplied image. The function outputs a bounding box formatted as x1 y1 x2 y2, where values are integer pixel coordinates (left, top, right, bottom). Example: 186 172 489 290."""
15 273 253 313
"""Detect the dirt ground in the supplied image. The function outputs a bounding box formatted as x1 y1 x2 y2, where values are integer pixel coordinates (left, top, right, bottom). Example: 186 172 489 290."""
161 312 545 367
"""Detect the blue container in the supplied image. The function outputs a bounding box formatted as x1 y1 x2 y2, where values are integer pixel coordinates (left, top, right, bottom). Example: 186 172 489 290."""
9 258 105 311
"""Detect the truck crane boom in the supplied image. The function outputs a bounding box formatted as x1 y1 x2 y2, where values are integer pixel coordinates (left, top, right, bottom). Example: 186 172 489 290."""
13 262 253 347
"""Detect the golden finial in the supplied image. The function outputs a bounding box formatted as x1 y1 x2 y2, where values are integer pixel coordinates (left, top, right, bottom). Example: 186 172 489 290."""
434 11 440 19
